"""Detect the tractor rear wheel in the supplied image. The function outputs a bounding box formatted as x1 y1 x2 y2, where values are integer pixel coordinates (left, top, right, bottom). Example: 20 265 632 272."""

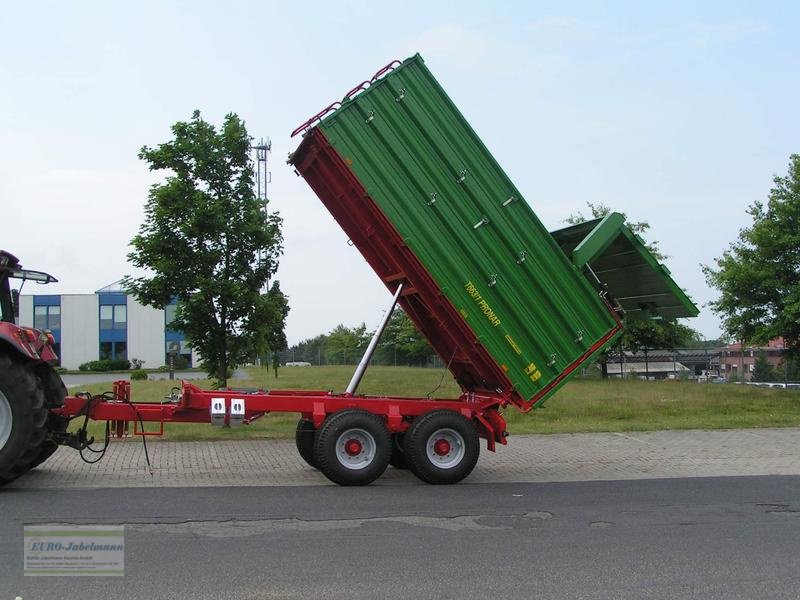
0 353 50 486
27 414 69 470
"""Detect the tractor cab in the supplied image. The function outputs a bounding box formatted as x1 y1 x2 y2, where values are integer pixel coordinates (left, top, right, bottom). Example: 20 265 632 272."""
0 250 58 324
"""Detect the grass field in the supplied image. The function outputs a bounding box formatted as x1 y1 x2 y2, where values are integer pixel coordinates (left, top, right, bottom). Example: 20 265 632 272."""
67 365 800 441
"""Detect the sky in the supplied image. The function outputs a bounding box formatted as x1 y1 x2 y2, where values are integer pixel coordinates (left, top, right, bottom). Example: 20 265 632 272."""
1 1 798 344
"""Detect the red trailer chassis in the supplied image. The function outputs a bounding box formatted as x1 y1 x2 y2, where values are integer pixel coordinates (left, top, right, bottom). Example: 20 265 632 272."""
54 381 510 451
50 379 512 485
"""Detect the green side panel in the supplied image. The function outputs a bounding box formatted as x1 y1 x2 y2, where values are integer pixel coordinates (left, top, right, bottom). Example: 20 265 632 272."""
551 216 700 320
318 54 619 401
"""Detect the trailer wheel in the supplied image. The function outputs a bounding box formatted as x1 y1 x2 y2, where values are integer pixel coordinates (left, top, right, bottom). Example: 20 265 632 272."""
295 418 317 469
314 409 390 486
389 433 407 469
0 354 50 486
404 410 479 484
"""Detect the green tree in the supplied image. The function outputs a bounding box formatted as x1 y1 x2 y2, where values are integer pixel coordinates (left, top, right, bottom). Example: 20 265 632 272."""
704 155 800 356
379 309 433 366
125 111 288 386
782 356 800 382
325 324 370 365
620 319 700 353
288 333 329 365
751 350 776 383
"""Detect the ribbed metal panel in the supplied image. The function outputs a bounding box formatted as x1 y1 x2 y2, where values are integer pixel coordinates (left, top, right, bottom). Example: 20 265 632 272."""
316 54 620 402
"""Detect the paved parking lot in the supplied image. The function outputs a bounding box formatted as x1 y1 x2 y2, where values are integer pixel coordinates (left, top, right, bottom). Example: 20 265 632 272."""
9 427 800 488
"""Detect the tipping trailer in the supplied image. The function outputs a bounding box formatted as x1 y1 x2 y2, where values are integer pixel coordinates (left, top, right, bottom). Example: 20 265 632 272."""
1 54 697 487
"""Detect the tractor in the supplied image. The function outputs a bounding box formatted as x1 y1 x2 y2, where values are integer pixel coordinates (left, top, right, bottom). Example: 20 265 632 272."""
0 250 68 485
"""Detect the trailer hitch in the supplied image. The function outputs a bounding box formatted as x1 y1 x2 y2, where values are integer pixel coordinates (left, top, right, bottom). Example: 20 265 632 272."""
53 428 95 451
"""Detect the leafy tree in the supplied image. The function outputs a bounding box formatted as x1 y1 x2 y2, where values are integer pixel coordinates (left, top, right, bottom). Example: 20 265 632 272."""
263 281 290 377
751 350 776 382
704 155 800 356
287 310 435 367
620 319 700 353
288 333 329 365
125 111 288 386
325 324 370 365
782 356 800 382
379 309 434 366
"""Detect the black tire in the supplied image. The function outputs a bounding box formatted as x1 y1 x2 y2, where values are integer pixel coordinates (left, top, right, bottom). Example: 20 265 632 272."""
389 433 407 469
27 413 69 470
314 409 390 486
0 353 50 486
295 418 317 469
404 410 480 484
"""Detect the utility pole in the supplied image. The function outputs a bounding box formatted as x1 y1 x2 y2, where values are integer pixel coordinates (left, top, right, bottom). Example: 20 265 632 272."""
252 137 271 368
254 137 272 287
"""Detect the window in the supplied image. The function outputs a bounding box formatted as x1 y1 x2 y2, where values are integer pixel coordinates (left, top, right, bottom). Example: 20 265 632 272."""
100 304 126 330
34 306 47 330
165 304 177 328
114 305 126 329
100 341 127 360
34 305 60 330
48 306 60 330
100 305 113 330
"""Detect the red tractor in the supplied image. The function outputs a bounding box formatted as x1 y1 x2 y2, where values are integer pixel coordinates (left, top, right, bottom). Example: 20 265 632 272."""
0 250 68 485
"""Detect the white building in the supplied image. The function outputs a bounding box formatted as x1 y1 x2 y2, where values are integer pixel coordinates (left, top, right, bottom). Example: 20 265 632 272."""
19 281 197 370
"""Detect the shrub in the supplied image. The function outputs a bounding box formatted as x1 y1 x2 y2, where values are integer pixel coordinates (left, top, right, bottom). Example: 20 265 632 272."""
130 358 145 369
108 358 131 371
130 369 148 381
77 359 132 372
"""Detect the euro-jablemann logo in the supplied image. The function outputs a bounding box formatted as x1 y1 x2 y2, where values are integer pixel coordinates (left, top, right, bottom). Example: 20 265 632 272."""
27 541 124 552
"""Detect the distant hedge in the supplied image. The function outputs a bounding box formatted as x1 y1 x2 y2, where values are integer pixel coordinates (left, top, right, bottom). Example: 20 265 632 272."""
78 358 132 372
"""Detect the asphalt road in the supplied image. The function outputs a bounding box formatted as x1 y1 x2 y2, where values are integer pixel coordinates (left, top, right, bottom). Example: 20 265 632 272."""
3 476 800 599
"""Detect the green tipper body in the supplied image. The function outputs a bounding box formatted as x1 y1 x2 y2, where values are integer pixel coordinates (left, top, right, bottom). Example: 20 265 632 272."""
292 53 697 410
317 55 620 404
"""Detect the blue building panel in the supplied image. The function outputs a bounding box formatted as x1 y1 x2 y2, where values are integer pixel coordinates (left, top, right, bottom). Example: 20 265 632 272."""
97 293 127 305
32 295 61 306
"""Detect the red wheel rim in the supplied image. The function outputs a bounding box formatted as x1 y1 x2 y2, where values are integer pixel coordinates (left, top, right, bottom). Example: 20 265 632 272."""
345 439 363 456
433 438 451 456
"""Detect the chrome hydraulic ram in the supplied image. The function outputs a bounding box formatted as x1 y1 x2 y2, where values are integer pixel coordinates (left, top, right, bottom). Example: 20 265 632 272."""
345 282 404 395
